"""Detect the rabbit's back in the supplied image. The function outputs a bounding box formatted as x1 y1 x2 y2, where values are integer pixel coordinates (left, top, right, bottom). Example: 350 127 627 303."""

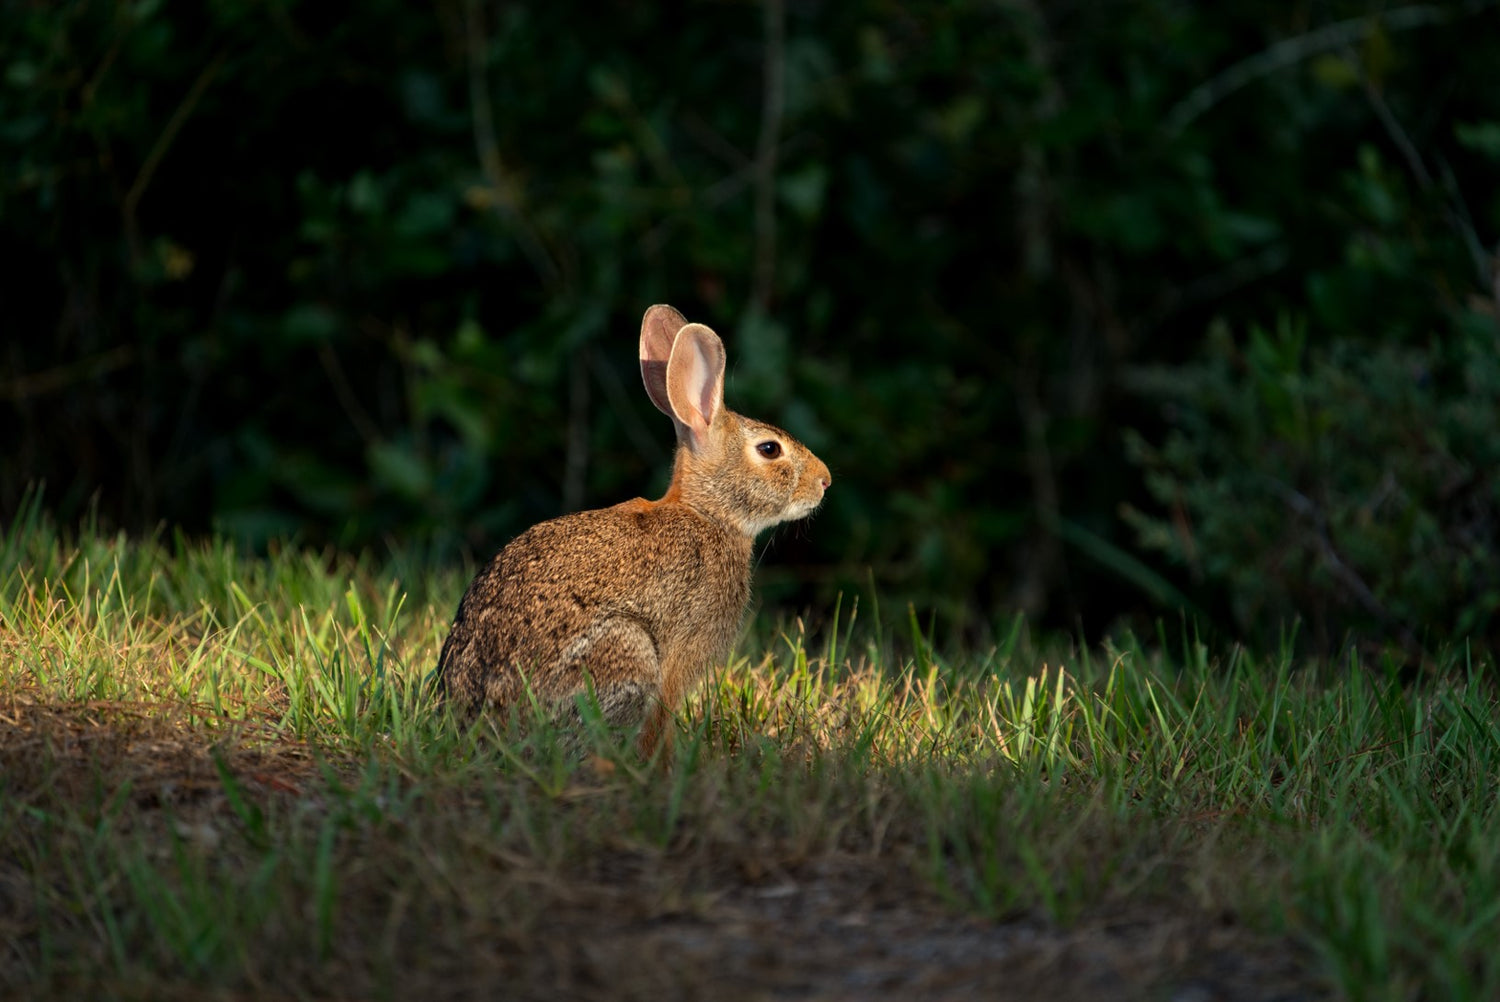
437 502 754 714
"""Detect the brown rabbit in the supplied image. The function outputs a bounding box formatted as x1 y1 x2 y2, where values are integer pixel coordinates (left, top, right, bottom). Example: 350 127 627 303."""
436 304 831 756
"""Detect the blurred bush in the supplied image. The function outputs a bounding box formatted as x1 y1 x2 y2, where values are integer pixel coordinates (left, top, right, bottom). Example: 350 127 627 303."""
1123 96 1500 658
3 0 1498 654
1125 312 1500 656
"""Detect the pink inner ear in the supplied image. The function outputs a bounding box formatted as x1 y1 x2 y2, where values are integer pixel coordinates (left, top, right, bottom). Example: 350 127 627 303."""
639 359 671 416
640 305 687 417
687 340 717 421
640 306 684 365
673 346 712 441
666 324 725 452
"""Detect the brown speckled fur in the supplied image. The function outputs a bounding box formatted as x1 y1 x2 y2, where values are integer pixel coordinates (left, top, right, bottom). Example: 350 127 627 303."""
436 306 831 756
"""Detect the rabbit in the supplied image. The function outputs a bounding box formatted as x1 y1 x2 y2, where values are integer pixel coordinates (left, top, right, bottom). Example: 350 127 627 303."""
435 304 832 757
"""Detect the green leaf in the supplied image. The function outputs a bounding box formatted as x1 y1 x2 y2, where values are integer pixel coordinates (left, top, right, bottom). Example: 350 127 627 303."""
779 164 828 220
367 441 430 500
282 305 340 345
1455 121 1500 160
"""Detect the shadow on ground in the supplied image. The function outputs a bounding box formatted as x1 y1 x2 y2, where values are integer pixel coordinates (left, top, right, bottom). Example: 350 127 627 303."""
0 696 1328 1001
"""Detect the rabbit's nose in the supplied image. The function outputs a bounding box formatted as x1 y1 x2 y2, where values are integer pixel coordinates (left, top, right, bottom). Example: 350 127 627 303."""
820 474 832 490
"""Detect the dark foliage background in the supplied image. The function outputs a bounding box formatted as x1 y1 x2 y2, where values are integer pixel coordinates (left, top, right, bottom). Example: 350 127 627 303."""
5 0 1499 655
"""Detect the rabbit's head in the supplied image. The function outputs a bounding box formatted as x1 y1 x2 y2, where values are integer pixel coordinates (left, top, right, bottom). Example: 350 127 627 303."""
639 305 831 538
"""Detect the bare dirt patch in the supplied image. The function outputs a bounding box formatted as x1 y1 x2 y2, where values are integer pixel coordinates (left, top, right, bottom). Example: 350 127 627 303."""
477 857 1324 1002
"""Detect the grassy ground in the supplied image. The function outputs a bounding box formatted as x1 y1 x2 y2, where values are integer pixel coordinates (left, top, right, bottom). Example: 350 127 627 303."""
1 509 1497 1000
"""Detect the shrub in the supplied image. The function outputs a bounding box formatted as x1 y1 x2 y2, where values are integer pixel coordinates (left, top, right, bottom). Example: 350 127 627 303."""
1124 309 1500 655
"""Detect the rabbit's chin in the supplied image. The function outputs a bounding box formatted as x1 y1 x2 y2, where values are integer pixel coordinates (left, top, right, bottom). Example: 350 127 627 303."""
779 497 826 525
736 502 819 538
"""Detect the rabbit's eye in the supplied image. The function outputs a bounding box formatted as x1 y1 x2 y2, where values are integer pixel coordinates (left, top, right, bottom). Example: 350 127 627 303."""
756 441 783 459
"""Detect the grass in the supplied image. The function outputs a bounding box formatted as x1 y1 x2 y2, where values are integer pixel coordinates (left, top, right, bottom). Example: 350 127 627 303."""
1 504 1497 999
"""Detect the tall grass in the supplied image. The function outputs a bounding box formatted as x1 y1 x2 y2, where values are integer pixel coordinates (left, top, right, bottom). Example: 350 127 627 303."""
1 498 1496 998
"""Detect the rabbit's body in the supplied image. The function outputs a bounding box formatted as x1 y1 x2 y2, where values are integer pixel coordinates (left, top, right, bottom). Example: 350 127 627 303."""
437 500 752 742
436 306 830 754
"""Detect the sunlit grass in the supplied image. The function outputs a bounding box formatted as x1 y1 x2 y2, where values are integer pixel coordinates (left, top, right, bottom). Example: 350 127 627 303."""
1 499 1497 999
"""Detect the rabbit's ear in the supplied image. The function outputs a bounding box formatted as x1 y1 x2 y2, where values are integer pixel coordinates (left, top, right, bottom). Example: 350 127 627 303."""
666 323 726 453
640 305 688 418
